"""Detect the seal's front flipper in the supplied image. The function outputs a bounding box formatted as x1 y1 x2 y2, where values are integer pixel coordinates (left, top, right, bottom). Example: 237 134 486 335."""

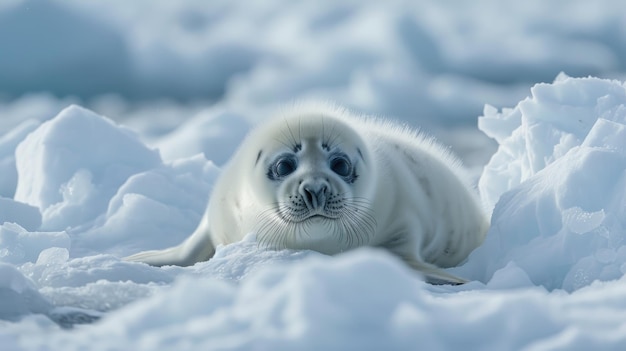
124 246 188 267
124 220 215 267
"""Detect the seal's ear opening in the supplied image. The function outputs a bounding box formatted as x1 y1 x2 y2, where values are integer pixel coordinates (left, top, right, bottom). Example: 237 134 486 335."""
255 150 263 166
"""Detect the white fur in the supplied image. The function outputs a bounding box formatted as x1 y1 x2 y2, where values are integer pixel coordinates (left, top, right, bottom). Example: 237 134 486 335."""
125 103 489 284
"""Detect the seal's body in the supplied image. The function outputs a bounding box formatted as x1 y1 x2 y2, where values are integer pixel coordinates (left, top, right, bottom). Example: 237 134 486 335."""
125 104 489 284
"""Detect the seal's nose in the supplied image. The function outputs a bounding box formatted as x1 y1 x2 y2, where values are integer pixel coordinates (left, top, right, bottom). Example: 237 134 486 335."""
299 180 328 210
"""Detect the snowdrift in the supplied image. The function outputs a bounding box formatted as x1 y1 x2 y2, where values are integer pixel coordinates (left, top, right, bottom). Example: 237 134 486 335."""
2 76 626 349
460 74 626 292
2 0 625 125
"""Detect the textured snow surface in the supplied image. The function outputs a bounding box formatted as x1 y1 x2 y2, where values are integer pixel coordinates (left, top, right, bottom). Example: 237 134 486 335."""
2 0 626 350
2 0 626 131
1 76 626 350
463 76 626 292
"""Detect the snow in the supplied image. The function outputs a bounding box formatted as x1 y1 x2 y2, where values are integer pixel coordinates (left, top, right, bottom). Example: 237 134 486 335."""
14 105 162 231
155 109 250 164
2 75 626 350
2 0 626 127
464 76 626 292
2 0 626 350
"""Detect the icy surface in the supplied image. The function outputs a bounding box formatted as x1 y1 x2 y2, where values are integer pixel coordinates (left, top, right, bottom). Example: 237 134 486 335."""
0 76 625 349
14 105 161 231
2 0 626 349
463 76 626 292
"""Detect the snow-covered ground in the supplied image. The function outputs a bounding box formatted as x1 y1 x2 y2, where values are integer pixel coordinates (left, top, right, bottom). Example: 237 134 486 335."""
2 1 626 350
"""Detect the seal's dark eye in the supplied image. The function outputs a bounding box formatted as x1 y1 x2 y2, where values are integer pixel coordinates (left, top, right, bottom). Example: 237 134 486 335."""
330 156 351 177
268 156 297 180
276 159 296 176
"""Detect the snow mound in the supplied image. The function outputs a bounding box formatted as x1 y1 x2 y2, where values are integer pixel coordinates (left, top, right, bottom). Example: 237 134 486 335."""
14 105 161 231
479 74 626 210
0 263 51 322
13 249 626 351
3 76 626 349
77 154 219 257
460 75 626 291
6 104 220 259
39 250 429 351
155 108 250 165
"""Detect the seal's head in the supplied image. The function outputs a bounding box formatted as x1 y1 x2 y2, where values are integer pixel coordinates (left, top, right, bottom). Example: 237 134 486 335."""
249 107 377 254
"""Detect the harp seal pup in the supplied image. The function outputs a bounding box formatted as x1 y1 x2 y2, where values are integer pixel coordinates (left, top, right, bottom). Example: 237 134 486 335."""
125 103 489 284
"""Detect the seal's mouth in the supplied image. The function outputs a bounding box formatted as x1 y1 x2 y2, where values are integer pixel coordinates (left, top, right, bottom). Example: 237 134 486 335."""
275 205 342 223
292 212 340 223
258 202 377 252
306 214 333 221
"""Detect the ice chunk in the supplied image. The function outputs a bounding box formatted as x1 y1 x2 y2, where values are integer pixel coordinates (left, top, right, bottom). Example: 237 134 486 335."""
0 263 51 321
562 207 605 235
77 154 219 257
36 248 69 266
487 262 535 289
0 222 69 265
479 76 626 211
582 118 626 152
14 105 161 230
466 76 626 291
